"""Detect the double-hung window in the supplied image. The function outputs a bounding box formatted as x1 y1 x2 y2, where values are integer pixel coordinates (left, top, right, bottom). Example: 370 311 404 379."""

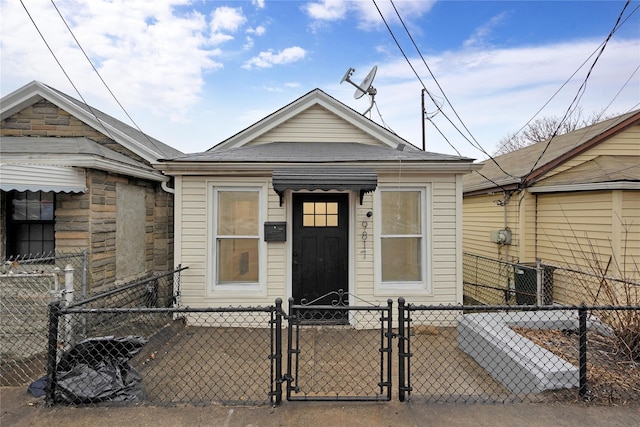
6 191 55 257
378 188 428 290
213 188 261 288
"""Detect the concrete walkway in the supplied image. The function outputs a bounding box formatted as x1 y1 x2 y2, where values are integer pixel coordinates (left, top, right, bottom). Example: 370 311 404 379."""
2 387 639 427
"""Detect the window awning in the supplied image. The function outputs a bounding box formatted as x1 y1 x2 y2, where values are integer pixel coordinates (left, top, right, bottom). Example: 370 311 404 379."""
0 163 87 193
272 168 377 205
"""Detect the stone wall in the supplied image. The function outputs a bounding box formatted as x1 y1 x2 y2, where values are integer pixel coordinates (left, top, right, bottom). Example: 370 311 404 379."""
1 100 175 293
1 99 147 164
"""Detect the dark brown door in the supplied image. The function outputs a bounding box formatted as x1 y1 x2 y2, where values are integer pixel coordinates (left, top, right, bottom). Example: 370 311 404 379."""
292 193 348 307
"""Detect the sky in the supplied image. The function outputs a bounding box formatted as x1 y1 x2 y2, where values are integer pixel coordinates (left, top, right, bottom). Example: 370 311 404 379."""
1 0 639 160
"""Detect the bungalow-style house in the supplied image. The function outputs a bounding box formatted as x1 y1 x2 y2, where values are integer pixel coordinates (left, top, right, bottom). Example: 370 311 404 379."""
157 89 480 312
462 109 640 304
0 81 182 292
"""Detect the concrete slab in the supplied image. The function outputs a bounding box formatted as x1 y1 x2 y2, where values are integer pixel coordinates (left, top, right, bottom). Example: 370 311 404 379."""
457 311 579 394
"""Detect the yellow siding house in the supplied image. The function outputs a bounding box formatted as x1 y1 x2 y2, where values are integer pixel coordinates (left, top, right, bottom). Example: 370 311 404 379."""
463 110 640 304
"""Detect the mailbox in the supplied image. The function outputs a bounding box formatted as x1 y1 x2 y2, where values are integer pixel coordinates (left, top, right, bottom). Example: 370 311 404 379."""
264 222 286 242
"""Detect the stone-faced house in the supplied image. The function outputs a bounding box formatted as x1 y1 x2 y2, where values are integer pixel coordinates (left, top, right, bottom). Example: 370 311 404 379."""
462 109 640 304
0 81 182 292
157 89 480 311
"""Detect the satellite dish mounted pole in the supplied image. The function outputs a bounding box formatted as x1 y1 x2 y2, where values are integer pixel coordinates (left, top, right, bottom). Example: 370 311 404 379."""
340 66 378 116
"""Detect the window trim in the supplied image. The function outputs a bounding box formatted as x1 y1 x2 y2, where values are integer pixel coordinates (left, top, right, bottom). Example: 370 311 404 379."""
209 185 266 294
6 190 56 257
374 186 431 294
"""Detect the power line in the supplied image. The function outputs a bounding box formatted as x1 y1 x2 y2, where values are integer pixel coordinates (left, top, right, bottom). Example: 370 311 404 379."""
374 0 518 181
521 0 632 185
501 1 640 156
18 0 117 142
426 116 511 194
49 0 162 153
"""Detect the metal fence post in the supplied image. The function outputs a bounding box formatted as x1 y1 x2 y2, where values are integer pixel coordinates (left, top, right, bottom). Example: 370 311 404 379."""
536 258 543 306
274 298 283 406
81 248 88 299
385 299 393 401
578 304 588 399
286 297 295 400
45 300 61 407
398 297 407 402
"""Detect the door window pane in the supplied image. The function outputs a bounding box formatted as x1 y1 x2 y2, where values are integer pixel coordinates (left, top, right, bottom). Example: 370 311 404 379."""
302 202 338 227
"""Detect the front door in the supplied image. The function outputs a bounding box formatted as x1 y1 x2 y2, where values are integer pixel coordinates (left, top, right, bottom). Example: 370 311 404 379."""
292 193 349 310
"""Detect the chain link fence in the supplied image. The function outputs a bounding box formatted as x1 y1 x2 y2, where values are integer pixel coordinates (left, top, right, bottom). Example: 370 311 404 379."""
398 303 639 405
463 252 639 307
45 304 280 407
1 251 87 386
286 296 393 401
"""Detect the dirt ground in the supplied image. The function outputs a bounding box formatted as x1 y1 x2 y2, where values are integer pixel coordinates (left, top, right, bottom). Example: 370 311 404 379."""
515 327 640 405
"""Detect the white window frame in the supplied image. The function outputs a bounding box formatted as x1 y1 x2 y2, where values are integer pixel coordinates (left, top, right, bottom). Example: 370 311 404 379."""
374 186 431 294
209 185 266 294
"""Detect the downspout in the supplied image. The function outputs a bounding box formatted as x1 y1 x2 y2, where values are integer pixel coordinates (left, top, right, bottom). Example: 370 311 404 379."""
161 178 174 194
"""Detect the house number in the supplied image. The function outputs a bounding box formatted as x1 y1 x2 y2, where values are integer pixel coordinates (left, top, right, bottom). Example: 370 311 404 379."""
361 220 368 260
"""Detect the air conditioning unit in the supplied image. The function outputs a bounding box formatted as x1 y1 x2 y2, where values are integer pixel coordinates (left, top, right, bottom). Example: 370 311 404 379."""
490 229 511 245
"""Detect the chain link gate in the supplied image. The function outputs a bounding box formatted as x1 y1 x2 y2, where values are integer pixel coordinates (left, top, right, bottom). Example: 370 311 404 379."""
285 292 393 401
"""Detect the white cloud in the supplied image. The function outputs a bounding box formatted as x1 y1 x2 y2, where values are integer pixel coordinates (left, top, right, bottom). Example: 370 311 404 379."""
305 0 348 20
463 12 508 49
242 46 307 69
0 0 220 122
304 0 436 30
244 36 255 50
363 38 640 158
252 0 265 9
247 25 266 36
210 6 246 33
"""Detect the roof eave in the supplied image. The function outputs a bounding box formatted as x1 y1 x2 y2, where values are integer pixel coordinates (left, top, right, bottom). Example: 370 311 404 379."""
0 81 166 164
155 160 481 175
528 181 640 193
2 154 167 182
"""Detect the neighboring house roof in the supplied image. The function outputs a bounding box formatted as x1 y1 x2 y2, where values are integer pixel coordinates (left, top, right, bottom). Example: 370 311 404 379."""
463 110 640 194
0 80 183 163
0 136 161 182
210 88 423 151
530 155 640 193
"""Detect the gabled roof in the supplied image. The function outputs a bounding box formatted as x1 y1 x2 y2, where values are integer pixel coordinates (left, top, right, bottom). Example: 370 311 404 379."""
210 88 416 151
0 81 183 163
160 141 479 175
170 141 470 163
463 109 640 194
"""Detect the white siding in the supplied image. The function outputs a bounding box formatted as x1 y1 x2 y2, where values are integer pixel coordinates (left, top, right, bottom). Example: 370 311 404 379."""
176 170 464 309
247 105 383 146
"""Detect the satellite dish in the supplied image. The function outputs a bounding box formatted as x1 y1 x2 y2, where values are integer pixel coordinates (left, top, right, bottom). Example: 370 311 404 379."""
354 65 377 99
339 65 378 114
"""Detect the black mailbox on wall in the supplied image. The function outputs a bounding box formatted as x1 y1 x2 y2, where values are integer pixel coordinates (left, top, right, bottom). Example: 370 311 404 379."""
264 222 286 242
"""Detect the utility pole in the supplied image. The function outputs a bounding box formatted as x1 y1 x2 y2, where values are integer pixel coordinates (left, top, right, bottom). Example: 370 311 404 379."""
421 89 426 151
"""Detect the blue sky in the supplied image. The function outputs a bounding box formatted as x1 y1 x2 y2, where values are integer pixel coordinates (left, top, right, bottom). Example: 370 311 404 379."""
1 0 639 159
